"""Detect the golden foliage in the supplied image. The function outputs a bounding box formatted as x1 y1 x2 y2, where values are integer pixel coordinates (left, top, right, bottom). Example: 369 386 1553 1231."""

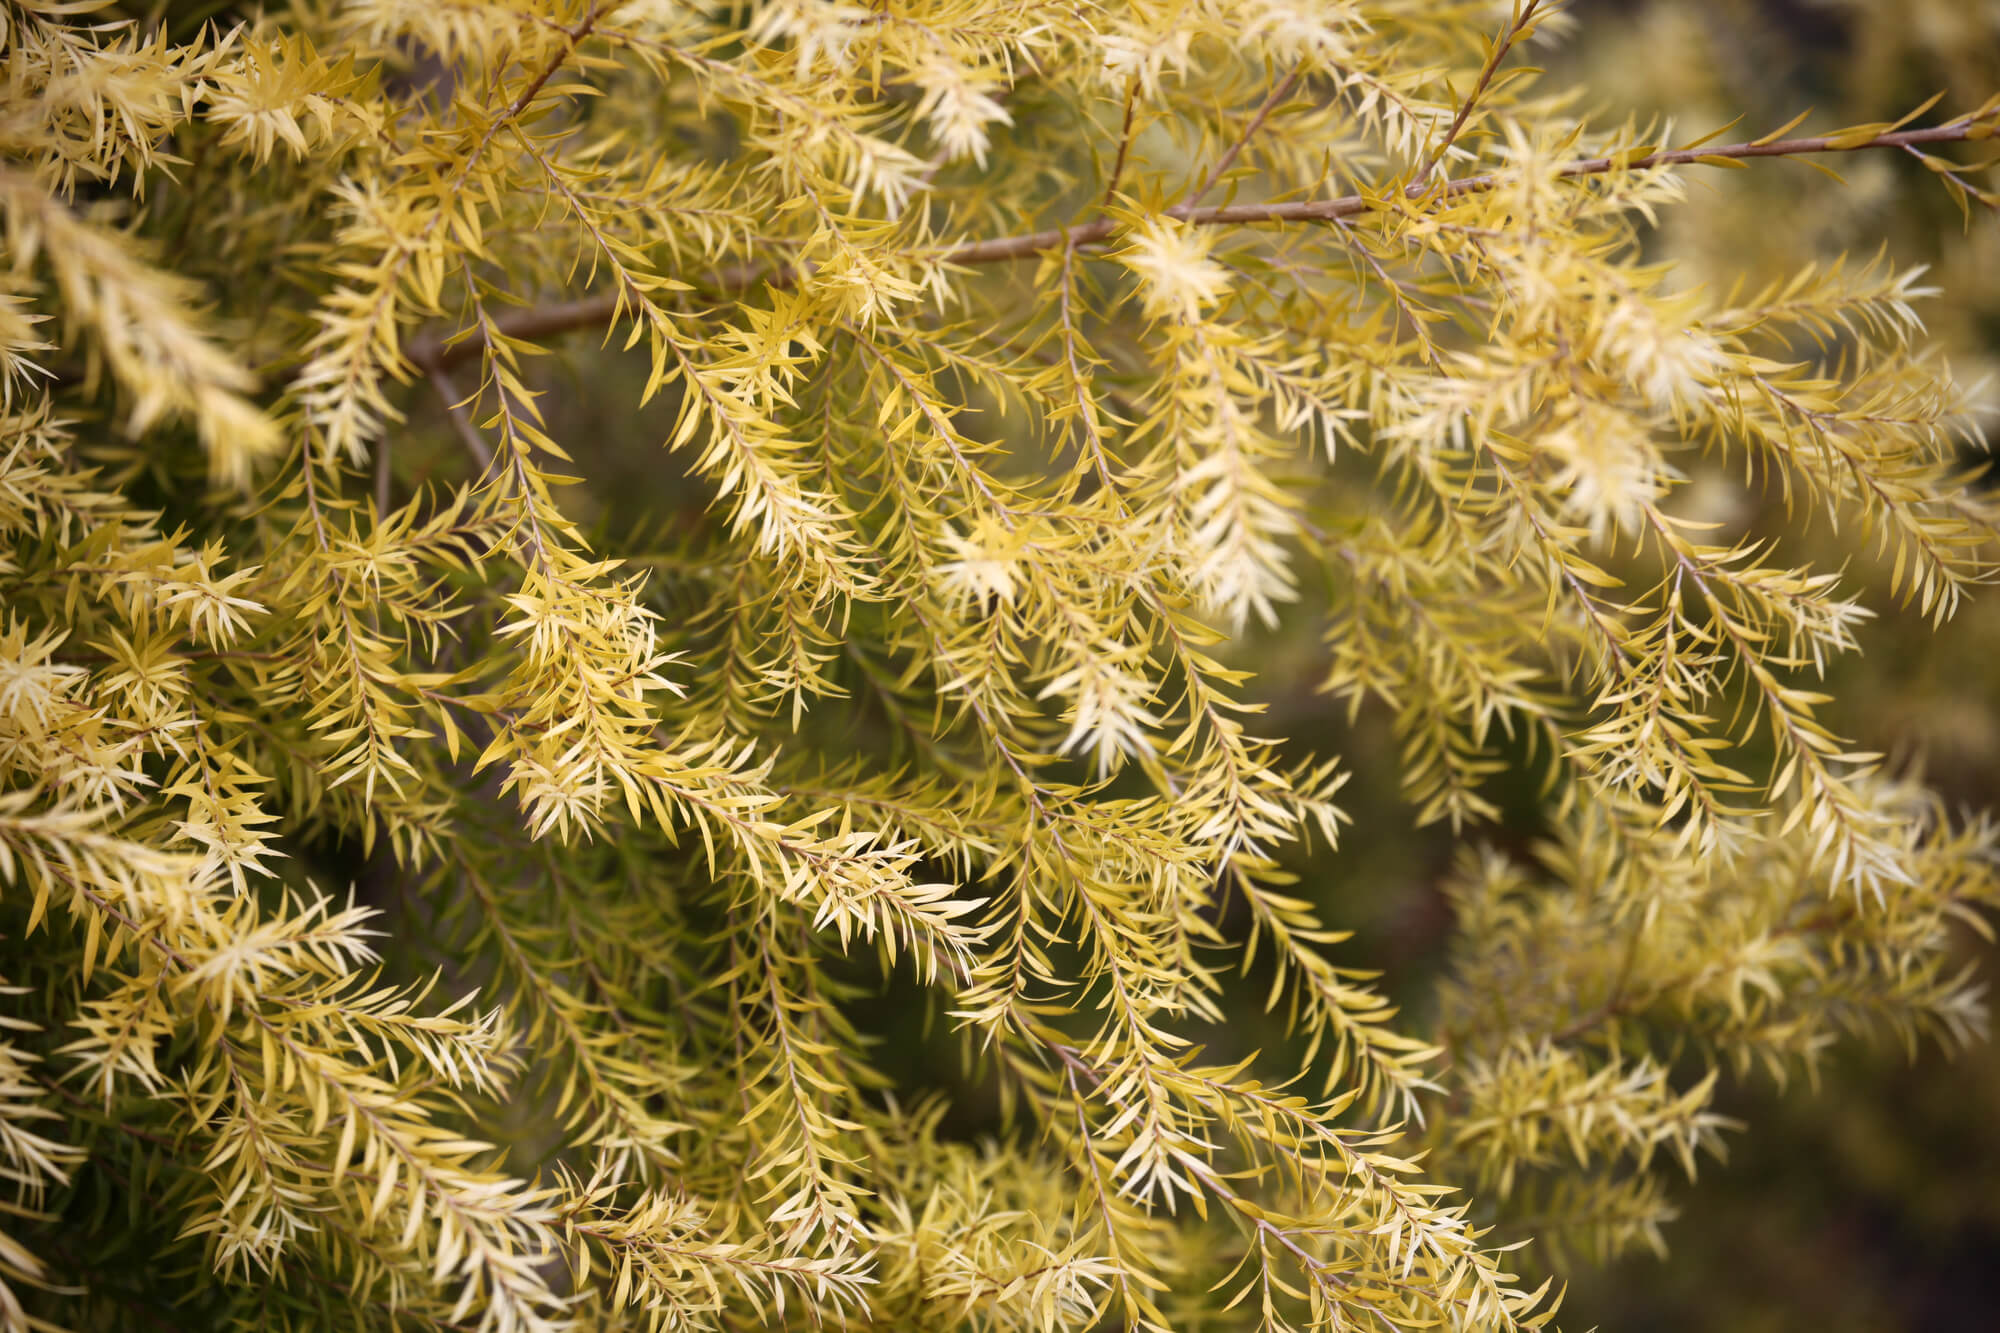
1 0 1997 1329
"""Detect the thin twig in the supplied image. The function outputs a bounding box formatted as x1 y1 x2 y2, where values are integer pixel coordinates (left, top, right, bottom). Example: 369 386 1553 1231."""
421 361 493 471
1100 77 1141 206
374 437 393 514
1182 65 1303 209
1419 0 1544 181
1901 140 2000 214
406 112 1999 370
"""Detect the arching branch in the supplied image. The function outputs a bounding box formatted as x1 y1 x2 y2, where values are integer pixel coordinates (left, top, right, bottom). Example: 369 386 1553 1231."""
408 110 1998 372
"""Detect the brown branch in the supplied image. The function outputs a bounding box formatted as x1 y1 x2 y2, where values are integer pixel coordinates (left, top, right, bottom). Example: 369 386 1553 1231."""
1100 77 1142 207
1419 0 1545 181
1183 65 1303 209
1901 140 2000 215
417 359 493 471
374 434 394 514
408 113 1997 370
950 116 2000 263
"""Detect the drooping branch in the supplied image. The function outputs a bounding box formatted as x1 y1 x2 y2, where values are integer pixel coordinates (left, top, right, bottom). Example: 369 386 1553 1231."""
408 112 1998 370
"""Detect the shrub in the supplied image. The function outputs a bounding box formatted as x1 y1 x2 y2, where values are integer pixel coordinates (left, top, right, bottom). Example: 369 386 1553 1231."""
2 1 1997 1329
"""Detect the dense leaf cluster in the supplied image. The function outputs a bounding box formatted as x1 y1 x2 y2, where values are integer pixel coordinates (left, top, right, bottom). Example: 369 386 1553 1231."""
1 1 1997 1329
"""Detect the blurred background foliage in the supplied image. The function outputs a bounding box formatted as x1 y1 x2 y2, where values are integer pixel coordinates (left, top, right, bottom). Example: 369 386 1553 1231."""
222 0 2000 1325
1327 3 2000 1328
